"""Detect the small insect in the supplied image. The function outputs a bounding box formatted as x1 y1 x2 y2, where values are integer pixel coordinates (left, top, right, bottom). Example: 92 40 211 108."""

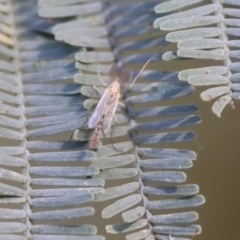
88 59 151 149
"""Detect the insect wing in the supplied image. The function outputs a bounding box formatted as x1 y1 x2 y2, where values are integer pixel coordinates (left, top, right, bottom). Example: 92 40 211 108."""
88 88 111 129
103 92 120 132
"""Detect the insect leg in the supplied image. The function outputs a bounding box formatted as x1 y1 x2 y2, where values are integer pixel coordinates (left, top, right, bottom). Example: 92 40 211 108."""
97 72 108 87
69 116 89 141
93 85 103 96
109 123 123 152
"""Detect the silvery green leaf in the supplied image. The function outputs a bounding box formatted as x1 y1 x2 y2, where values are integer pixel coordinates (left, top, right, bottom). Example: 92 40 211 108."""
225 27 240 37
155 0 202 13
74 73 112 86
0 208 26 219
0 235 25 240
0 168 26 183
25 95 85 106
200 86 230 101
65 36 110 48
75 51 114 63
0 43 17 58
188 75 229 86
149 211 198 224
230 73 240 82
30 166 99 177
178 39 224 50
161 16 220 31
126 229 151 240
102 194 142 219
130 82 190 93
140 158 193 170
166 28 222 42
137 148 197 160
20 46 78 61
133 104 198 118
106 219 147 234
0 72 19 84
91 154 135 170
136 131 196 145
112 12 157 27
145 235 155 240
115 24 158 38
0 59 18 72
27 118 86 137
177 48 226 60
0 223 26 233
0 127 24 140
178 66 227 81
0 115 23 128
142 171 186 183
94 168 137 180
26 111 87 127
32 236 105 240
222 8 240 17
154 4 218 28
153 225 201 236
144 184 199 196
95 182 139 201
32 178 104 187
0 92 22 105
136 115 201 131
76 62 111 73
27 141 88 150
148 235 190 240
0 182 25 197
0 197 26 204
25 103 85 116
119 36 167 51
221 0 240 6
39 2 102 18
52 15 105 34
0 155 25 167
212 95 232 117
21 59 75 72
24 83 81 95
30 194 94 207
110 2 157 15
162 50 179 61
23 68 77 83
122 206 145 223
229 62 240 72
229 50 240 59
31 188 103 197
31 224 97 235
56 26 107 41
147 195 205 210
0 147 24 155
129 85 194 103
31 207 95 220
224 19 240 28
0 80 20 93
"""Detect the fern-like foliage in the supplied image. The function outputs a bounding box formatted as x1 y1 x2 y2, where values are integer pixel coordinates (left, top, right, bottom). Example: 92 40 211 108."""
154 0 240 117
0 0 208 240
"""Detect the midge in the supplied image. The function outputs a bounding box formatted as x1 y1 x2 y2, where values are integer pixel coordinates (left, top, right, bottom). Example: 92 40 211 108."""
88 59 151 149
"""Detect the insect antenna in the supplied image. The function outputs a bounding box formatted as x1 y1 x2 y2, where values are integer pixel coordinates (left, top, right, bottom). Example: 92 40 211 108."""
124 42 171 91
